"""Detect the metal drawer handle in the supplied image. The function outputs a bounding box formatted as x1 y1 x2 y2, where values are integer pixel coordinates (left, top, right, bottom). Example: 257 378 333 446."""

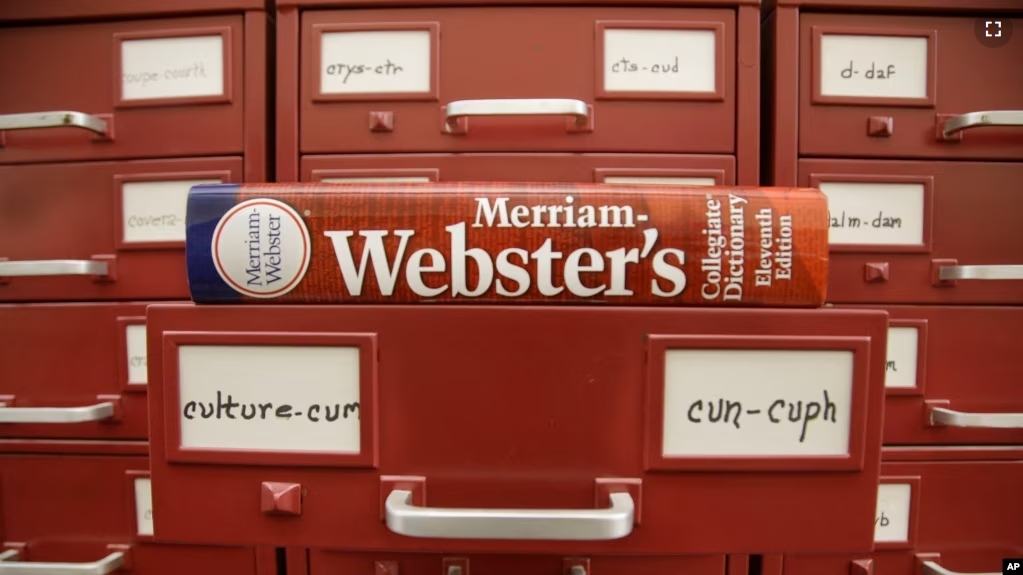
929 407 1023 429
0 260 109 278
0 401 116 424
938 264 1023 281
444 98 590 133
0 550 125 575
385 489 634 541
0 111 109 137
922 560 1000 575
941 110 1023 138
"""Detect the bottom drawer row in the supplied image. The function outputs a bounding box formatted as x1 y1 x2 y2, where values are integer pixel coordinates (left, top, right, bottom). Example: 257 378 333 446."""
0 446 1017 572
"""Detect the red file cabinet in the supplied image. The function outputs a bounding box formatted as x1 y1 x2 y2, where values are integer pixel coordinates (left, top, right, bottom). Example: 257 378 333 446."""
0 0 268 302
771 446 1023 575
0 303 166 441
0 440 276 574
145 303 887 554
276 0 762 185
763 0 1023 304
832 305 1023 446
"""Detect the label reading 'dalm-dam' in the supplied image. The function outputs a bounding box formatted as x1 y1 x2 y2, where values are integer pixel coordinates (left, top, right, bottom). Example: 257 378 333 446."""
212 198 312 298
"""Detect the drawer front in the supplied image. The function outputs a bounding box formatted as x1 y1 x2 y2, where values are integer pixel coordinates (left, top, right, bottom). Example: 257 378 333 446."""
0 303 159 440
0 157 242 302
798 14 1023 160
147 303 887 553
798 159 1023 304
840 305 1023 445
300 7 736 154
0 16 246 164
0 452 261 574
781 450 1023 575
302 154 735 184
310 552 725 575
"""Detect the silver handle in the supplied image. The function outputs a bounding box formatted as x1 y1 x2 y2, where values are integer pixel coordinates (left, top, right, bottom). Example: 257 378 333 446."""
0 260 109 278
922 560 1000 575
0 402 116 424
384 489 634 541
942 110 1023 138
444 98 590 133
0 550 125 575
0 111 110 137
929 407 1023 429
938 265 1023 281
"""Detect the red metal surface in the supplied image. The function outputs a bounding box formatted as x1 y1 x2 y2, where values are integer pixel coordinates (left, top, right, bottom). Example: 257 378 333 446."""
798 14 1023 161
0 16 248 165
146 303 887 553
765 0 1023 13
301 154 737 184
0 158 242 302
309 552 725 575
781 448 1023 575
188 183 830 307
0 0 263 21
0 452 262 574
839 305 1023 445
297 8 736 155
0 303 163 440
799 159 1023 305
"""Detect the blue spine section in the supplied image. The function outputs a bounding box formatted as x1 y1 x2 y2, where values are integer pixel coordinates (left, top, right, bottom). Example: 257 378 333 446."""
185 183 244 303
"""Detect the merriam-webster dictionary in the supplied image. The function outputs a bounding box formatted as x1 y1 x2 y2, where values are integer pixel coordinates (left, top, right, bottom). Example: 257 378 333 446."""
184 182 830 306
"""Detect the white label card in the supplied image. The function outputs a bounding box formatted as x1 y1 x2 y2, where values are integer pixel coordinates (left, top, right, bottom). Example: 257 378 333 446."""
122 179 222 244
885 327 919 389
662 348 855 457
819 34 929 100
126 324 148 385
320 30 432 94
820 181 925 246
177 344 361 453
875 483 912 542
121 35 226 101
603 176 716 186
603 28 717 93
134 477 154 537
322 176 432 183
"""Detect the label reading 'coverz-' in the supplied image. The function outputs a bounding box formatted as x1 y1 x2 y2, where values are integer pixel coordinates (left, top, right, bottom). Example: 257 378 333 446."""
185 183 829 306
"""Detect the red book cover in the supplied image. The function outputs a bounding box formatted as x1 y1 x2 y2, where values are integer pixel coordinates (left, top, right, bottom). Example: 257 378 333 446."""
185 182 829 306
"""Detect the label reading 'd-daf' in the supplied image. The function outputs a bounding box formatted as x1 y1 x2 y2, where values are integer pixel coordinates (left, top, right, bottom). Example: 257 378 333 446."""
205 188 823 305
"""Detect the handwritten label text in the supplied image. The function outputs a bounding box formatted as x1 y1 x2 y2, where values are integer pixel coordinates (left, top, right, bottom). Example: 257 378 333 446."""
125 324 148 385
875 482 912 543
134 477 154 536
603 28 717 94
819 181 925 247
177 344 361 453
122 179 222 244
818 34 929 100
662 348 855 457
121 35 225 101
320 30 431 95
885 326 920 389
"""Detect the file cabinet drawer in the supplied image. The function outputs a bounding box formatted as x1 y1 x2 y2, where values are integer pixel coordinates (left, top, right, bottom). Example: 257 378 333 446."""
0 16 254 165
0 158 242 302
0 303 161 440
146 303 887 553
799 159 1023 305
302 154 735 185
798 13 1023 161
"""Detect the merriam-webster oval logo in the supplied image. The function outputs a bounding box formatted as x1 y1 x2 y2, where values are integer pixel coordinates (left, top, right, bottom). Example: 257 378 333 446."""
211 198 311 298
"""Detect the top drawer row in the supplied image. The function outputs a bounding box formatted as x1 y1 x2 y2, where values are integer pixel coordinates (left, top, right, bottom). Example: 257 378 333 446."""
1 5 1019 163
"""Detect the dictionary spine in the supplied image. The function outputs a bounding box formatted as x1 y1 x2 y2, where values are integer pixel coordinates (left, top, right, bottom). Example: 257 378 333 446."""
185 183 830 307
